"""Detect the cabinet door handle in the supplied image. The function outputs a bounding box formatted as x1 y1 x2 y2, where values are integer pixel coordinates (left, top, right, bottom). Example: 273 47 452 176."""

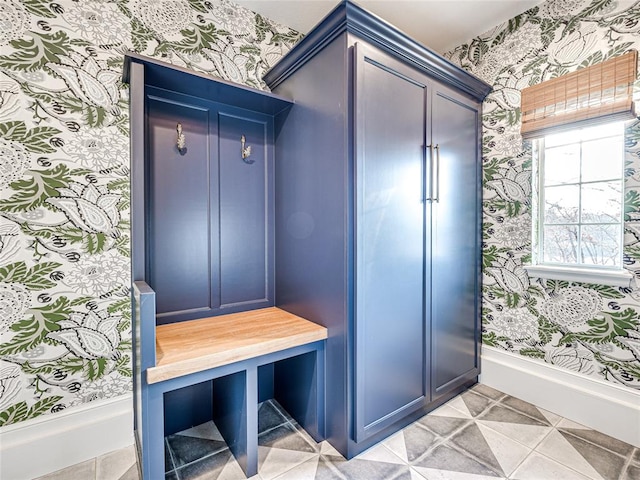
425 144 434 202
433 144 440 203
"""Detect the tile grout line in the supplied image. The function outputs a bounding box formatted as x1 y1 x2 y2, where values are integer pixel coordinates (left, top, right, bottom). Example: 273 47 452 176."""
619 454 636 480
166 436 181 480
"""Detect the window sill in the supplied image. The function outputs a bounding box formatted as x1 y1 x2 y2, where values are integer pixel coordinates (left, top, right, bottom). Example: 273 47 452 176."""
523 265 633 288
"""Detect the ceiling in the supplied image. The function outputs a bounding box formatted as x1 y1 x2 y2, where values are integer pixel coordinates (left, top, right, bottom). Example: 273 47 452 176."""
235 0 543 53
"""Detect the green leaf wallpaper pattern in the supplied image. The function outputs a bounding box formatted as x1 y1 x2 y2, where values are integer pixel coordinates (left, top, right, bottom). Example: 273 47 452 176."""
0 0 302 427
3 0 639 431
445 0 640 390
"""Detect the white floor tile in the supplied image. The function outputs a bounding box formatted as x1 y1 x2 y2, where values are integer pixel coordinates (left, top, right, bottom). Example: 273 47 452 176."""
258 446 318 480
412 466 506 480
271 457 319 480
476 420 552 449
476 423 531 476
511 452 592 480
447 397 474 418
177 420 224 441
535 430 604 480
429 403 473 419
96 445 136 480
382 431 409 463
355 442 406 465
319 441 342 457
557 418 591 430
538 408 562 427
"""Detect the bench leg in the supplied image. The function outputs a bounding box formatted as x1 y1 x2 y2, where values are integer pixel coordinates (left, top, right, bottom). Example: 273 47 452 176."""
274 344 325 442
212 369 258 477
144 385 165 480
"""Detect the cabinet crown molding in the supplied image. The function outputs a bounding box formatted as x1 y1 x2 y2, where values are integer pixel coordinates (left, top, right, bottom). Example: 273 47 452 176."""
123 52 293 116
263 0 492 101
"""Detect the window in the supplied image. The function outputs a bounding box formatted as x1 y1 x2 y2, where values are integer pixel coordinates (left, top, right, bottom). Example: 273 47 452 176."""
525 121 632 287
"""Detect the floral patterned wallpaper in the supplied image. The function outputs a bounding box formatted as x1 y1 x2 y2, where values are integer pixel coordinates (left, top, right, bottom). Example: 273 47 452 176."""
0 0 301 427
445 0 640 390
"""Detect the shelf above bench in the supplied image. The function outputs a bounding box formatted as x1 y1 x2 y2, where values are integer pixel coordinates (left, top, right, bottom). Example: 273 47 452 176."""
148 307 328 384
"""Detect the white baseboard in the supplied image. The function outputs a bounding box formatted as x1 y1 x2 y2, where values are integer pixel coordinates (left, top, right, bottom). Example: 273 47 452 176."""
0 393 134 480
480 346 640 448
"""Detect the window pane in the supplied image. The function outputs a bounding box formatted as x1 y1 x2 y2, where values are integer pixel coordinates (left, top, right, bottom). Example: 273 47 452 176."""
580 121 625 141
544 144 580 185
545 129 581 147
581 181 621 224
544 185 579 224
543 225 578 263
581 137 623 182
581 224 621 266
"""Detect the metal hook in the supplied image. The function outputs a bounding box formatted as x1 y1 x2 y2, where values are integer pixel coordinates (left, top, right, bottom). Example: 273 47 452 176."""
176 123 187 155
241 135 254 164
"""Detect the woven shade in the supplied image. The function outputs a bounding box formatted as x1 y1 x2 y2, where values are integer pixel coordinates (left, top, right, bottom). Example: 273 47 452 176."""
521 50 638 139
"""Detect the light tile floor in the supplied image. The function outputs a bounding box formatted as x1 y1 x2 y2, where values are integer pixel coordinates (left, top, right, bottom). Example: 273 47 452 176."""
36 384 640 480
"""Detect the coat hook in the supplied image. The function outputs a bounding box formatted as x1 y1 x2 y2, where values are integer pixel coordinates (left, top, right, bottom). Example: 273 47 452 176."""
176 123 187 155
241 135 254 164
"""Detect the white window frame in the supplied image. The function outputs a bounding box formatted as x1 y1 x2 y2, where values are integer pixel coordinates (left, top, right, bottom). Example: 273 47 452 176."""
524 121 632 288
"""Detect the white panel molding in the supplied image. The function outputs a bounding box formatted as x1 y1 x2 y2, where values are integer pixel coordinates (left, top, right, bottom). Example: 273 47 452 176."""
480 346 640 448
0 393 134 480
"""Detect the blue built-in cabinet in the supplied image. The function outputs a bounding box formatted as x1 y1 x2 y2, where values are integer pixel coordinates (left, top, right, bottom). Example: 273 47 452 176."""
125 0 491 477
264 0 491 459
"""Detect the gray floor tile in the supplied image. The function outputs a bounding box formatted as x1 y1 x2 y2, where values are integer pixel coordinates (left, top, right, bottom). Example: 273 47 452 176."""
417 414 469 437
259 400 289 434
449 423 504 476
499 396 551 425
412 444 501 477
165 471 178 480
35 459 96 480
165 438 175 473
460 390 493 417
471 383 507 401
401 423 439 462
166 433 228 468
633 448 640 465
624 463 640 480
559 430 627 480
480 404 548 426
177 449 236 480
258 423 318 453
558 426 635 457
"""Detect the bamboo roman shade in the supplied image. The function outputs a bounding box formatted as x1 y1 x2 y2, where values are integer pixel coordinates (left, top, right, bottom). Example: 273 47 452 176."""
521 50 638 138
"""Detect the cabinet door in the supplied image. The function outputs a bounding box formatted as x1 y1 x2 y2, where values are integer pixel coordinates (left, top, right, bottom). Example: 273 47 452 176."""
429 84 481 400
354 43 428 442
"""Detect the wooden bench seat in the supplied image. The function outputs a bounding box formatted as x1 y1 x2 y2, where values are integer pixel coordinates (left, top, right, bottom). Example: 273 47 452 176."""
133 282 327 479
149 307 328 383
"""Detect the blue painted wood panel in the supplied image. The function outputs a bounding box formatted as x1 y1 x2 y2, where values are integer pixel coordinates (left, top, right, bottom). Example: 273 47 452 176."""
430 86 481 399
147 95 215 318
144 87 275 325
354 44 427 441
219 113 269 308
164 381 213 435
273 34 351 454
